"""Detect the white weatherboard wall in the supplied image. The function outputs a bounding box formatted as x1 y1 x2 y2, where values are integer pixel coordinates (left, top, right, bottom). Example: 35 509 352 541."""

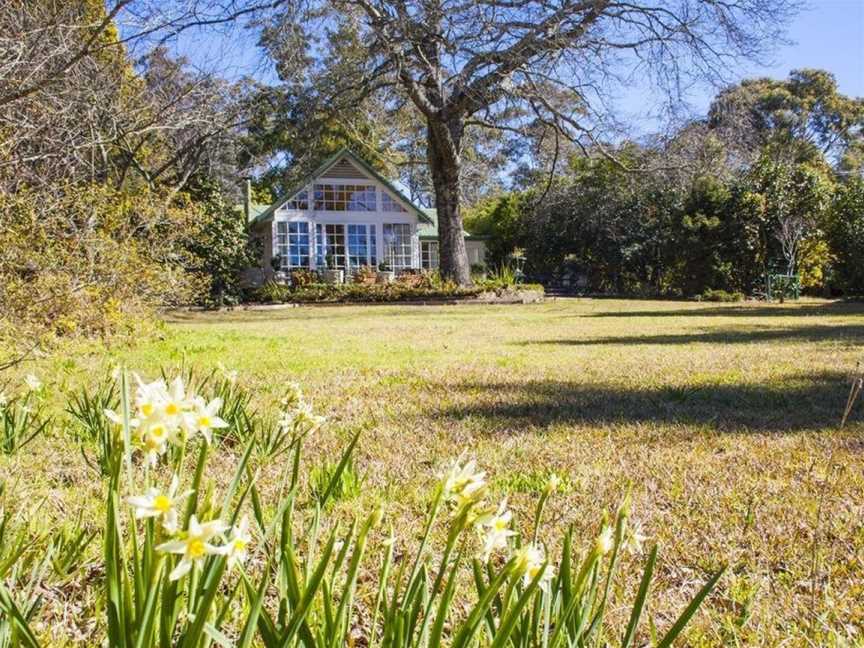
271 157 421 270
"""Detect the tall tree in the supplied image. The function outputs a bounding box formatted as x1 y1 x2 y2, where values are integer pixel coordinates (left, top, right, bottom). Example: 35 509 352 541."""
708 69 864 169
263 0 798 284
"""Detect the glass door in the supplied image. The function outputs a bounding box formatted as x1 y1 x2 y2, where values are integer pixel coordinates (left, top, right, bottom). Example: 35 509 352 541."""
315 224 346 269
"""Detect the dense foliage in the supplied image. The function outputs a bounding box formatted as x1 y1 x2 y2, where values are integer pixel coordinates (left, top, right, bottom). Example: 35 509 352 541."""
465 71 864 297
0 2 252 360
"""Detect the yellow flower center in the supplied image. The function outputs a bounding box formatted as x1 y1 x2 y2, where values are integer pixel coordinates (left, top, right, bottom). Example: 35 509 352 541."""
188 539 206 559
233 538 248 551
165 402 179 416
151 425 166 439
141 403 154 417
494 518 507 531
153 495 172 513
198 416 211 428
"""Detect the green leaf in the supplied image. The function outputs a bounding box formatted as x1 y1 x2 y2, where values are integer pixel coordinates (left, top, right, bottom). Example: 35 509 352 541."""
655 566 726 648
621 545 657 648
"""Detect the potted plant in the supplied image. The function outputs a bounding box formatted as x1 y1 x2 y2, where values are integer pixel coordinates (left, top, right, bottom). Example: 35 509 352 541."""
376 260 395 284
321 254 344 285
270 254 288 284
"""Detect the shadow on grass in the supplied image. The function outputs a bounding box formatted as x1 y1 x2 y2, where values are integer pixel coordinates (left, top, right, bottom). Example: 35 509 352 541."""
434 372 853 433
584 301 864 319
518 324 864 347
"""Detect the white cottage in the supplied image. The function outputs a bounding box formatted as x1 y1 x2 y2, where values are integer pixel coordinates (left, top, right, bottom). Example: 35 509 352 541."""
245 148 487 283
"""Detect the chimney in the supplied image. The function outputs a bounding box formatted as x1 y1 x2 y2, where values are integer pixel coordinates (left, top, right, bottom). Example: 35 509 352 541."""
244 177 252 221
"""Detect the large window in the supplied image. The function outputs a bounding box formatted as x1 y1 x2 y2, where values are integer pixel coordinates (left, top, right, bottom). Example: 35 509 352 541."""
287 190 308 210
381 191 407 213
347 224 377 270
421 241 439 270
276 222 310 268
313 184 376 211
315 224 346 268
383 223 413 270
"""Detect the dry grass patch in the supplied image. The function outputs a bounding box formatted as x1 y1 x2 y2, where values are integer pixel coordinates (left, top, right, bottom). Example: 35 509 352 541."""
3 298 864 645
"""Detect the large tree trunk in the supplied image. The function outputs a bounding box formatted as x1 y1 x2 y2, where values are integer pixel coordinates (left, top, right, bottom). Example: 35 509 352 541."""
427 118 472 286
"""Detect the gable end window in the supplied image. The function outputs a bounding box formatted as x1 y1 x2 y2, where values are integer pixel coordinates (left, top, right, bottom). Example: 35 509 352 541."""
287 190 308 210
313 184 376 211
381 191 407 213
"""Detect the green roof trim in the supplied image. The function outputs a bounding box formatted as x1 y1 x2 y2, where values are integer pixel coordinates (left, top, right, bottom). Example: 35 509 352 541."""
417 208 487 241
249 147 434 225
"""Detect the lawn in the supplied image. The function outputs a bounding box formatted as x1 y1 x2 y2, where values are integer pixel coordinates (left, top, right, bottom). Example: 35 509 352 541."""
5 298 864 645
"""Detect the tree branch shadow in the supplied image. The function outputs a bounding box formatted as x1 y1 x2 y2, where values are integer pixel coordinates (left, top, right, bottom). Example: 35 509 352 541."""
517 324 864 346
432 372 854 433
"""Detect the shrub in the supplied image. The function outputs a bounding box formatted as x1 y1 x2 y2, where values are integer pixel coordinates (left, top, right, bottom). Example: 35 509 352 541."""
254 280 292 303
290 268 317 287
701 288 745 302
352 265 377 285
0 368 722 647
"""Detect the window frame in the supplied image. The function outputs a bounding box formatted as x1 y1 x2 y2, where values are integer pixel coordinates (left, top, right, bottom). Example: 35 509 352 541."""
383 223 413 270
276 221 311 269
420 240 439 270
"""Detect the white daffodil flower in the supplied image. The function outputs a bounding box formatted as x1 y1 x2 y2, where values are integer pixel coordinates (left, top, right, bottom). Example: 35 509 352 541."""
126 475 193 534
476 499 516 561
545 473 562 494
186 397 228 443
624 521 647 555
104 408 140 430
162 377 191 419
24 374 42 392
133 374 169 420
513 543 555 590
284 401 325 435
216 362 238 385
441 456 488 509
280 383 303 410
595 525 615 556
219 516 252 569
140 419 174 466
157 515 228 581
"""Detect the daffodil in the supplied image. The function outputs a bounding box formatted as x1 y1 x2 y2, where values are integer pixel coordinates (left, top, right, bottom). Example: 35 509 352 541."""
216 362 238 385
24 374 42 392
595 525 614 556
280 383 303 410
624 521 647 555
219 516 251 568
140 419 174 466
545 473 562 494
186 397 228 443
513 543 554 589
162 377 192 419
476 499 516 561
134 374 168 420
103 408 140 431
441 456 488 509
0 392 7 410
156 515 228 581
282 401 325 435
127 475 192 534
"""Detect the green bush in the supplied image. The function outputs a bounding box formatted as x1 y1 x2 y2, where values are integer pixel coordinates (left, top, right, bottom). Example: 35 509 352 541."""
250 278 544 304
701 288 745 302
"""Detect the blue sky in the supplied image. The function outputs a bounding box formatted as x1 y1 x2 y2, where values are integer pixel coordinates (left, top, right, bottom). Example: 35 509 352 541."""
171 0 863 137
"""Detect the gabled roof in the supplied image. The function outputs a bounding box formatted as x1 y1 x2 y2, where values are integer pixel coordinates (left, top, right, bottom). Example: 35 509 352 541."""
249 147 433 225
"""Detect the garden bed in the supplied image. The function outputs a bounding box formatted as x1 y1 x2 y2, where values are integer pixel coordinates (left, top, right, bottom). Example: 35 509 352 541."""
245 281 545 306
